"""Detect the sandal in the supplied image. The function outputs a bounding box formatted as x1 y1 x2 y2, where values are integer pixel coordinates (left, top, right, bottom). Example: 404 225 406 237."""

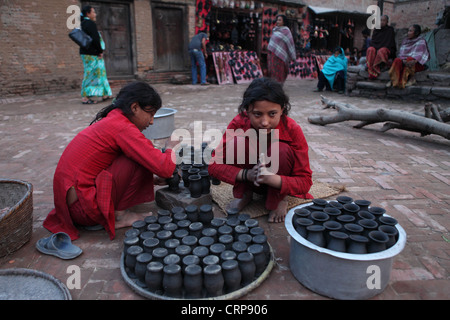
36 232 82 260
102 96 112 102
82 99 97 105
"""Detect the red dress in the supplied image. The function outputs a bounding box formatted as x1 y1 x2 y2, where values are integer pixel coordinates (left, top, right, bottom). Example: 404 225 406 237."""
208 113 313 209
43 109 176 240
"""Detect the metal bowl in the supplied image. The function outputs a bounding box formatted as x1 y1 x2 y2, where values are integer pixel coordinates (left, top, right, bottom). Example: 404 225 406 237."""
286 203 406 300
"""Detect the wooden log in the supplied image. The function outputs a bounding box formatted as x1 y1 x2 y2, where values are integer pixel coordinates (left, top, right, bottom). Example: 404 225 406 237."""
307 96 450 140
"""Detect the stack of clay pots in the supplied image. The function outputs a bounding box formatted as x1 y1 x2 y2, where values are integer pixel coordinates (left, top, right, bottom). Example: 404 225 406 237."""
123 205 271 298
292 196 399 254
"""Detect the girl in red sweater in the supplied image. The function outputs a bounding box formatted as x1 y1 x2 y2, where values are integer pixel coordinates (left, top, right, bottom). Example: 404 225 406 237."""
208 78 313 223
44 82 178 240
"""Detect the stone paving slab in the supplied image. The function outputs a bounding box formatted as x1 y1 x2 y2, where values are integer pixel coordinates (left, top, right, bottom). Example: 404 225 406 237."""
0 79 449 300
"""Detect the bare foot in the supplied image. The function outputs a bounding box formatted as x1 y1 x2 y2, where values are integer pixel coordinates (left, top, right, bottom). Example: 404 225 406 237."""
115 210 153 229
268 198 288 223
226 190 253 213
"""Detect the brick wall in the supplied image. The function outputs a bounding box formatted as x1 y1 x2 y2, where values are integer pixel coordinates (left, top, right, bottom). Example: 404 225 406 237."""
0 0 83 97
389 0 448 30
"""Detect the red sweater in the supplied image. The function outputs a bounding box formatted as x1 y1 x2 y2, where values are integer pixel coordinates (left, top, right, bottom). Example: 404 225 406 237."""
43 109 175 240
208 113 313 198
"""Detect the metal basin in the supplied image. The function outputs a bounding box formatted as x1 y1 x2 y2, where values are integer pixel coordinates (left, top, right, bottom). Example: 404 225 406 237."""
285 203 407 300
142 108 177 140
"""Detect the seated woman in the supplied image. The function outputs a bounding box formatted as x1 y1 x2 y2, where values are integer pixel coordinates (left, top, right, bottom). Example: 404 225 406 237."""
208 77 313 223
43 82 178 240
314 47 348 94
387 24 430 88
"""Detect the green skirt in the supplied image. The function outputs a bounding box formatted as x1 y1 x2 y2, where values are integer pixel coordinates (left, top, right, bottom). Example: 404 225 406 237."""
80 54 112 98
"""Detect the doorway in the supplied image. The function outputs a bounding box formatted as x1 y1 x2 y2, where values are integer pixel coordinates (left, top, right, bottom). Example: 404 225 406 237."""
152 3 188 71
81 1 134 78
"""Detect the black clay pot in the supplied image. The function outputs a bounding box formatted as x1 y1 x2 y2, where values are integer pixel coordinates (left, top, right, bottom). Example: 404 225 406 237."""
328 201 344 210
323 207 341 221
252 234 270 261
144 215 158 225
188 174 202 198
143 238 160 254
210 243 226 257
145 261 164 292
222 259 242 293
181 164 192 187
219 234 234 250
175 244 192 259
199 204 214 226
152 247 169 264
125 245 143 273
247 244 266 276
132 220 146 233
378 225 398 248
306 225 326 247
135 253 152 282
199 170 211 194
312 198 328 208
367 230 389 253
193 245 209 262
358 219 379 237
156 230 172 247
199 236 214 248
185 204 199 222
184 264 203 299
139 231 155 246
232 241 248 254
166 169 181 192
342 203 360 216
347 234 369 254
357 210 375 221
163 253 181 266
337 214 356 224
294 208 311 220
123 236 139 254
326 231 348 253
177 219 191 231
203 264 224 297
182 254 200 272
164 239 180 255
295 218 313 238
379 216 398 226
147 223 161 233
189 222 204 239
181 235 198 248
368 206 386 221
171 206 185 216
237 252 256 286
336 196 353 204
163 264 183 298
173 212 188 223
226 207 239 219
203 254 220 267
344 223 364 236
220 250 237 263
323 220 342 243
244 219 259 229
234 225 249 241
238 213 251 224
310 211 329 226
202 227 218 241
354 199 371 211
211 218 226 229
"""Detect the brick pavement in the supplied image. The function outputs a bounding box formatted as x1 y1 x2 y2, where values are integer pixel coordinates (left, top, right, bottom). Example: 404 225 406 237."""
0 79 449 300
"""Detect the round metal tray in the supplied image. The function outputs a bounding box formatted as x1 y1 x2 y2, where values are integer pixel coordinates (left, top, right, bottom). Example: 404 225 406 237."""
120 243 275 300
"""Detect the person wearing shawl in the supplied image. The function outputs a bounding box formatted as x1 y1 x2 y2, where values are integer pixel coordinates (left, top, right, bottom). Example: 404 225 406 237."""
314 47 348 94
267 15 296 84
387 24 430 88
366 15 396 79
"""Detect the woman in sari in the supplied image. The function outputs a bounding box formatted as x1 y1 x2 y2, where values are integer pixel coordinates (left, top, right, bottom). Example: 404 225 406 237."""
267 15 296 84
80 6 112 104
314 47 348 94
387 24 430 88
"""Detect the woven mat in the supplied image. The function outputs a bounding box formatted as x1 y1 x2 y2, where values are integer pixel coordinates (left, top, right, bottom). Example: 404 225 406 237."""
211 181 345 218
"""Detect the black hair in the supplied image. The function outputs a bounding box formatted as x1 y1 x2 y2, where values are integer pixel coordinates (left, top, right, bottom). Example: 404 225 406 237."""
90 81 162 125
81 5 93 21
333 46 343 54
411 24 421 37
238 77 291 117
362 28 370 36
276 14 288 27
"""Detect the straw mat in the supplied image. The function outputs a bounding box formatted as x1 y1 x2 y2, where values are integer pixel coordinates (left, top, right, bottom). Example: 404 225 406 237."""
211 181 345 218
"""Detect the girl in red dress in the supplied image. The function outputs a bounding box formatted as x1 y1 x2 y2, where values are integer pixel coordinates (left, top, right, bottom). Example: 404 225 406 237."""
208 78 313 223
44 82 178 240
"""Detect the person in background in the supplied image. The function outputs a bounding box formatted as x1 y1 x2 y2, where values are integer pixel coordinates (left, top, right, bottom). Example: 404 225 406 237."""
43 82 178 240
79 5 112 104
387 24 430 88
208 78 313 223
267 15 296 84
366 15 396 80
188 32 209 85
314 47 348 94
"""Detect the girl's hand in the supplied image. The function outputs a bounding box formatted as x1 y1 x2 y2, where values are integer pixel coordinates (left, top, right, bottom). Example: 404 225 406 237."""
153 175 167 186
